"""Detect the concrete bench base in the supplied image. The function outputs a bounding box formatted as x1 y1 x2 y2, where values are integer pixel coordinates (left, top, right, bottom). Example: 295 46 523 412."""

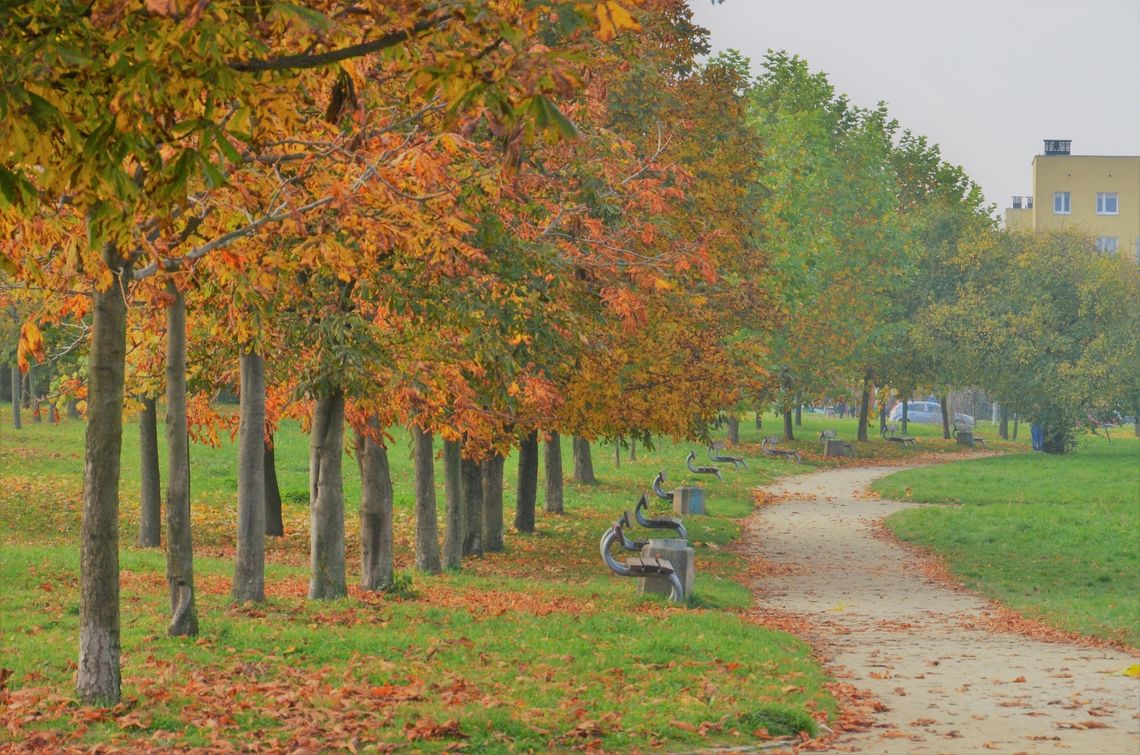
638 538 694 599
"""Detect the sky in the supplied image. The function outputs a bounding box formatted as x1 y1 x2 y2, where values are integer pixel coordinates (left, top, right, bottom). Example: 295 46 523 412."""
686 0 1140 217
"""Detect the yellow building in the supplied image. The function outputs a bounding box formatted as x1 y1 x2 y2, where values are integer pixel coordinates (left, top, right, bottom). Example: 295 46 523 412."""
1004 140 1140 260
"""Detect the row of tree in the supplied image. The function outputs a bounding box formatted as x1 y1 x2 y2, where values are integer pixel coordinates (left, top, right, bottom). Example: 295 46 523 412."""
2 1 1136 706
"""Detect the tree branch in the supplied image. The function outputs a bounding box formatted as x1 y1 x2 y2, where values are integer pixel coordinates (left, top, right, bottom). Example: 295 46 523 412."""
228 16 446 73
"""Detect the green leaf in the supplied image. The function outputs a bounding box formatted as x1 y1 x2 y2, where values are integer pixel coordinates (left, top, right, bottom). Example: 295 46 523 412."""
198 156 226 189
0 166 34 210
532 96 578 143
270 3 333 32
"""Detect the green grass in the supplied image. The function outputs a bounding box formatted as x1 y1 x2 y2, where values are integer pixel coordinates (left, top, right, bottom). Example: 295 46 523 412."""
874 434 1140 647
1 406 856 750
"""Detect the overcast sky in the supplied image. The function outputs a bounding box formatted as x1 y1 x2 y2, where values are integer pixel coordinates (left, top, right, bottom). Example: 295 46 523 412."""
686 0 1140 216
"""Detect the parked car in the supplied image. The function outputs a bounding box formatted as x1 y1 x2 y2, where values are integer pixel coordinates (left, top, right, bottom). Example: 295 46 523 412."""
887 400 973 426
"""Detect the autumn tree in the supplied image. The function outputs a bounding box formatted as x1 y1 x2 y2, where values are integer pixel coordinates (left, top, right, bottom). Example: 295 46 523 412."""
1 0 643 704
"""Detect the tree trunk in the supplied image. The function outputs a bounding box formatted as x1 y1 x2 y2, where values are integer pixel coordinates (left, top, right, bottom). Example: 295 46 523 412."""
726 416 740 445
857 374 871 442
264 435 284 537
940 396 951 439
76 249 129 706
614 437 621 469
1012 414 1020 440
572 435 595 484
782 409 794 441
901 397 909 435
794 395 802 427
879 395 888 434
442 438 463 570
412 425 441 574
755 411 761 429
233 350 266 603
164 285 197 637
355 419 393 591
629 435 636 462
137 396 162 548
10 363 21 429
515 430 538 533
999 405 1009 440
461 453 482 556
309 389 346 599
544 432 564 514
481 454 505 552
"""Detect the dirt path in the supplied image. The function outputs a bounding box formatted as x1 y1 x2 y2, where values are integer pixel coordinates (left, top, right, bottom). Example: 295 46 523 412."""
743 466 1140 754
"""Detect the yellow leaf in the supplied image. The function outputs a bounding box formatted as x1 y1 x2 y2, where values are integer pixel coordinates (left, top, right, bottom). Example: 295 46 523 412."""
604 1 641 33
594 3 616 41
1121 664 1140 677
18 320 45 372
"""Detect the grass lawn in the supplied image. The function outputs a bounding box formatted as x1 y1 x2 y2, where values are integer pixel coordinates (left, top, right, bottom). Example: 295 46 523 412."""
874 433 1140 648
2 407 876 751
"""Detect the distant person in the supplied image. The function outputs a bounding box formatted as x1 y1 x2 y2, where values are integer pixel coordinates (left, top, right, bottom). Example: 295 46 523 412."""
1030 422 1044 451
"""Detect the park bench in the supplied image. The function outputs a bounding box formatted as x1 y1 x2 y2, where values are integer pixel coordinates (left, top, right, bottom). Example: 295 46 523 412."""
952 418 986 448
881 424 916 447
652 470 675 501
599 521 685 602
707 441 746 469
615 510 648 550
760 435 801 463
634 493 687 540
818 429 855 458
686 450 723 481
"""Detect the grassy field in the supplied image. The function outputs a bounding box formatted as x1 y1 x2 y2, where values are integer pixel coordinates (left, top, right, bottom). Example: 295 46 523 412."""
0 404 1029 750
874 433 1140 648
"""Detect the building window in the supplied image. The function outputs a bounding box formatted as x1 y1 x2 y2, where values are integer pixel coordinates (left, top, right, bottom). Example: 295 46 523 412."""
1096 192 1118 215
1053 191 1070 214
1095 236 1118 253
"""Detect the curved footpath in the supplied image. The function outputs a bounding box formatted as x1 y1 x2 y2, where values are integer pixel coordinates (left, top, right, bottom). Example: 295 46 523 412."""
742 466 1139 754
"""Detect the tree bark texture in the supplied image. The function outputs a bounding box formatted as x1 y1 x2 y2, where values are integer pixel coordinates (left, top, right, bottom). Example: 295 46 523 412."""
940 397 951 439
794 397 802 426
138 396 161 548
412 425 441 573
480 454 505 552
164 286 198 637
442 438 463 570
900 397 909 435
76 251 129 706
355 419 393 591
857 374 871 442
10 363 21 429
309 389 346 599
461 453 482 556
572 435 595 484
515 431 538 533
782 409 794 441
264 435 284 536
233 350 266 603
726 416 740 445
543 432 564 514
999 405 1009 440
613 438 621 469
